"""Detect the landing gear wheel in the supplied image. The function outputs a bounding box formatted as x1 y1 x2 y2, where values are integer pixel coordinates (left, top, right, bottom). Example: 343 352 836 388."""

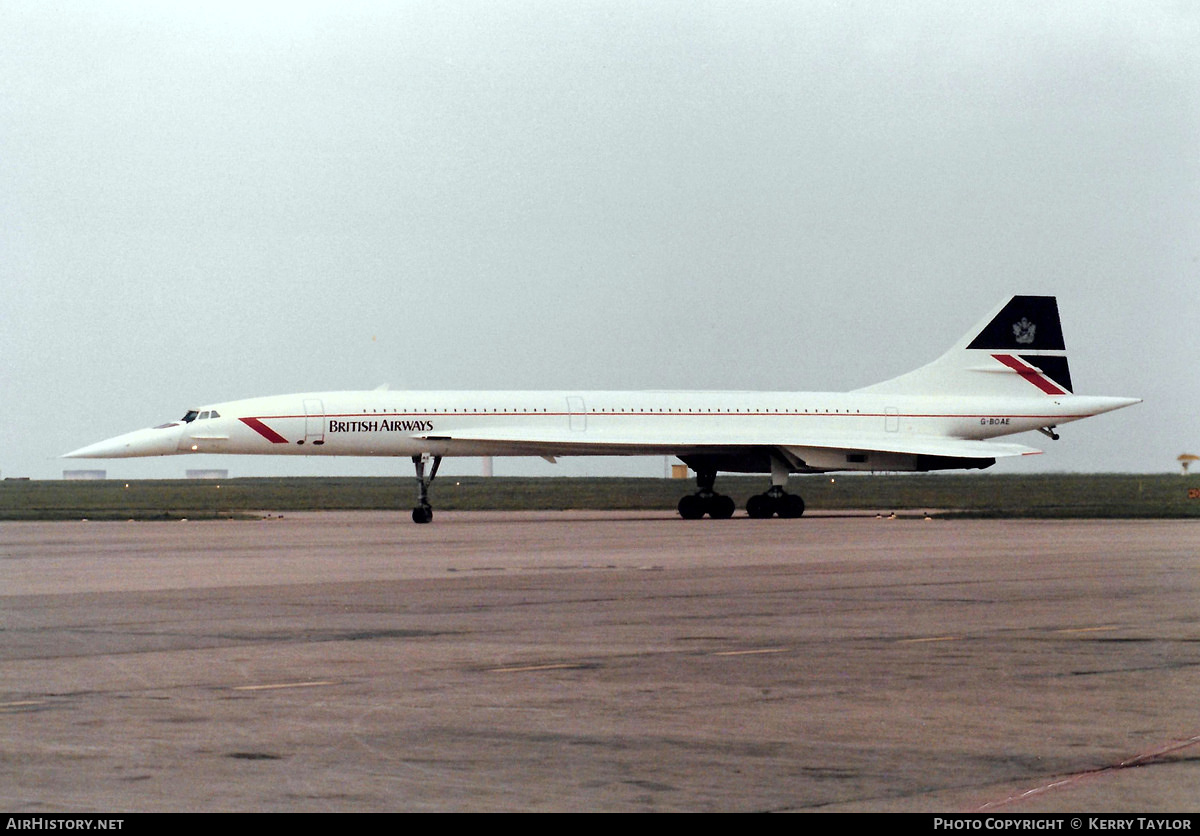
709 494 736 519
412 504 433 524
746 491 805 519
677 494 706 520
779 494 805 518
746 494 773 519
676 468 734 520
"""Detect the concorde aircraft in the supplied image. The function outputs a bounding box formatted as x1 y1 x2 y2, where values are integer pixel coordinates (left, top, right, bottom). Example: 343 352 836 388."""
65 296 1139 523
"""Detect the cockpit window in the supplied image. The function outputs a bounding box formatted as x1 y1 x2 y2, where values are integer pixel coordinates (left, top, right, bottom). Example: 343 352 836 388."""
182 410 199 423
209 410 220 419
198 411 210 420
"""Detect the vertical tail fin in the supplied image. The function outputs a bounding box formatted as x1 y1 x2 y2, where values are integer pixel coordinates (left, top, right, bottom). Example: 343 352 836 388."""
857 296 1074 397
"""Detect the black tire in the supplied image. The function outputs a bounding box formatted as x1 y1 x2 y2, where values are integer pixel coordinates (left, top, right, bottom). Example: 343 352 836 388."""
412 505 433 524
779 494 805 518
709 494 736 519
678 494 706 520
746 494 773 519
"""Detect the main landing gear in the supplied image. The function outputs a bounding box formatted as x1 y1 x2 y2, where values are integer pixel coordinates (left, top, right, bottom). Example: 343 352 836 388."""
745 453 805 518
677 470 736 519
676 455 806 520
411 453 441 524
745 487 805 519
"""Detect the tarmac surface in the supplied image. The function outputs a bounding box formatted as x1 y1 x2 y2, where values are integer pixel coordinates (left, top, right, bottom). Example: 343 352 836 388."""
2 511 1198 812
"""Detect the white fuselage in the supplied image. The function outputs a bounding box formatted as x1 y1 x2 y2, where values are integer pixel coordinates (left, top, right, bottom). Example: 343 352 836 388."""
66 388 1137 473
61 295 1142 522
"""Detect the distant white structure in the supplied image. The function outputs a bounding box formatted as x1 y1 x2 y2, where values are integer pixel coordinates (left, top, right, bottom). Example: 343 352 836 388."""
482 456 493 477
186 469 228 479
63 469 106 480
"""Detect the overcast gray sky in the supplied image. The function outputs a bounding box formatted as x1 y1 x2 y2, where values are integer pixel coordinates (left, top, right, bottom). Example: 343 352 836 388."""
3 0 1197 480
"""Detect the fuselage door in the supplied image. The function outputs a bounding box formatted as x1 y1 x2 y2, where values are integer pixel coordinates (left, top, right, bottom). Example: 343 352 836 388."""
566 396 587 432
304 398 326 446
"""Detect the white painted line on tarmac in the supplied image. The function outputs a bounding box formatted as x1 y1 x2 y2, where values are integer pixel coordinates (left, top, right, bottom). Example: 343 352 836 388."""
1052 625 1118 634
712 648 788 656
978 734 1200 811
233 681 338 691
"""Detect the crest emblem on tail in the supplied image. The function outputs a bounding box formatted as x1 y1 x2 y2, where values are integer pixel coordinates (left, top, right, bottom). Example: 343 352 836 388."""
1013 318 1036 345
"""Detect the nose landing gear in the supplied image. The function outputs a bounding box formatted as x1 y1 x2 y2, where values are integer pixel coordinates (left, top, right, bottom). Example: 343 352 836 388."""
411 453 441 524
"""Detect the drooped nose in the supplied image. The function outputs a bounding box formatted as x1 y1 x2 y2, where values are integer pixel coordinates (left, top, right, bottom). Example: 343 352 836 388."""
62 423 183 459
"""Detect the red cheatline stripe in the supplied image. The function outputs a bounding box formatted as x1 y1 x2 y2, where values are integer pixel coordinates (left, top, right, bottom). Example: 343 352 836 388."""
991 354 1067 395
239 417 289 444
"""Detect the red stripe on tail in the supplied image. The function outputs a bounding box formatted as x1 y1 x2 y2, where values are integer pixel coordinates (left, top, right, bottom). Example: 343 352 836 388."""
991 354 1067 395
